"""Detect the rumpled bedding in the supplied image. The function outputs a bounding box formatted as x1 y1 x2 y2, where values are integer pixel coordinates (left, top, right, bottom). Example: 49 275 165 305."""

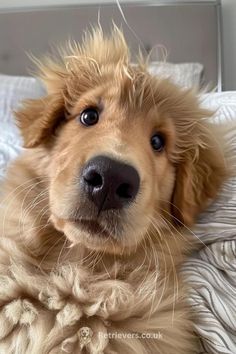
182 92 236 354
0 75 236 353
0 75 44 181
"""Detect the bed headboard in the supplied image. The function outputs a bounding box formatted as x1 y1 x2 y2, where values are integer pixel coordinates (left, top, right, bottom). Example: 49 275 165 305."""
0 0 222 91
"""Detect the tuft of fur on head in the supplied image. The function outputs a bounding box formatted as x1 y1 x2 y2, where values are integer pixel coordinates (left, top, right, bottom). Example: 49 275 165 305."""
33 26 131 97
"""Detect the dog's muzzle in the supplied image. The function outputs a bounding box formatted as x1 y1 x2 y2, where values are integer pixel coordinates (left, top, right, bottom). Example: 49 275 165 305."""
81 155 140 211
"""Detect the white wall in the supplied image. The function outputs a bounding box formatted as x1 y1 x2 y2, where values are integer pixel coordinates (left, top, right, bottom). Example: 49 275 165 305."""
0 0 155 10
222 0 236 90
0 0 212 9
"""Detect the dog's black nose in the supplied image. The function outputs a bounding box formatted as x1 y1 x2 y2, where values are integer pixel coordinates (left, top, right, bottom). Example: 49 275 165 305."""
81 156 140 211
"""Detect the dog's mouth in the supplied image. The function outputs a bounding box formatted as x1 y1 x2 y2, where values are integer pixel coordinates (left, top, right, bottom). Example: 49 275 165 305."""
51 211 146 254
69 218 110 238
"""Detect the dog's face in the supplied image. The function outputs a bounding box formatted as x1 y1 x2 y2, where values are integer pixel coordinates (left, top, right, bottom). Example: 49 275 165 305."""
48 84 176 253
16 29 226 254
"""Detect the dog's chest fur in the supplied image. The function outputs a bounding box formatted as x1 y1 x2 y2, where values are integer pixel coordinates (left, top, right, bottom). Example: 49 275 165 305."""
0 251 197 354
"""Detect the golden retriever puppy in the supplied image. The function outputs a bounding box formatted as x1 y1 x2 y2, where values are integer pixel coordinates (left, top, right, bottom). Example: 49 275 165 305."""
0 28 227 354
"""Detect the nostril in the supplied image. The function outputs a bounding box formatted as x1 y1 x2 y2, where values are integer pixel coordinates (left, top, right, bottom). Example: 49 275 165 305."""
116 183 133 200
84 170 103 188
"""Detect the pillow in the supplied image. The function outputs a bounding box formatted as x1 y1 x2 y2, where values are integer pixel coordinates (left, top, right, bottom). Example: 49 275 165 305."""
0 74 45 180
148 62 204 89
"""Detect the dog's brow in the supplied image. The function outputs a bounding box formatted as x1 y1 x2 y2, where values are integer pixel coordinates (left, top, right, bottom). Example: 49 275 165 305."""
65 112 78 121
97 98 103 111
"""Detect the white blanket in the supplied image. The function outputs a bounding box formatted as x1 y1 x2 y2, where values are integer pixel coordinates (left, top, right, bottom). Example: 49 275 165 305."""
0 75 236 353
182 92 236 354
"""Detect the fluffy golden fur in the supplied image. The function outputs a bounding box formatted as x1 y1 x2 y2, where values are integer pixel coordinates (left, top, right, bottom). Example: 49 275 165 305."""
0 28 227 353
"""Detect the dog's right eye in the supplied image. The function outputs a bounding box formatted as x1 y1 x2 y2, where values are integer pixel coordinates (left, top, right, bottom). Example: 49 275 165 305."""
79 108 99 126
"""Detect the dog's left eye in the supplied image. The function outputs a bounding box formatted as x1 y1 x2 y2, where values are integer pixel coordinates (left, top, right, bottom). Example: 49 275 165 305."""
80 108 99 126
151 133 165 152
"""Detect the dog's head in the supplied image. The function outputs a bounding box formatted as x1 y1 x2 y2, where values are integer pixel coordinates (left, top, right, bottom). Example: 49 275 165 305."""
16 28 226 254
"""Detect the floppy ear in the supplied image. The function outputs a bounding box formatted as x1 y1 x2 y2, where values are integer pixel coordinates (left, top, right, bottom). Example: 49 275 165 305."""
15 93 65 148
172 123 227 227
15 53 69 148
